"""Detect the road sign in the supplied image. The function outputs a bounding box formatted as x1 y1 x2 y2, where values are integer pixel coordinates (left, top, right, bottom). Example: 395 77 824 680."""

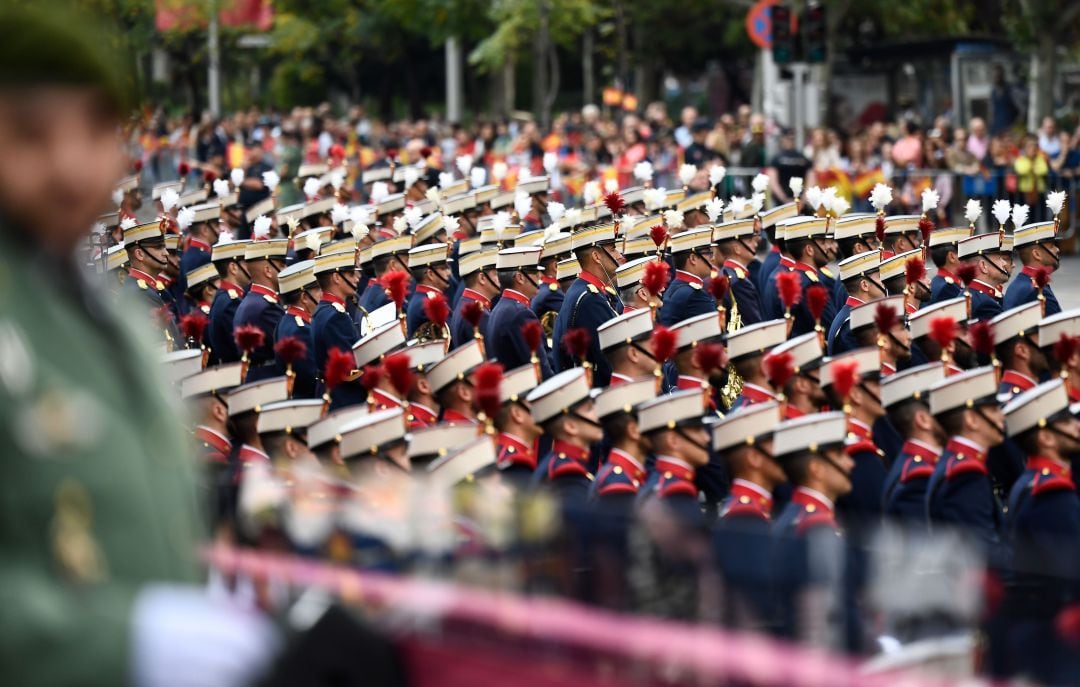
745 0 776 50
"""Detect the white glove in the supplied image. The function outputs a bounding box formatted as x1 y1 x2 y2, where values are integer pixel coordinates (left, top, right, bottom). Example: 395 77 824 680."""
131 584 281 687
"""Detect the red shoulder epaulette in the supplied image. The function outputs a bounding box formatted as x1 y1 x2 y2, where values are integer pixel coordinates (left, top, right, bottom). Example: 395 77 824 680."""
945 454 988 480
845 440 881 458
1031 473 1077 496
900 456 935 483
550 457 588 481
659 476 698 498
599 480 639 496
795 511 837 535
723 502 769 520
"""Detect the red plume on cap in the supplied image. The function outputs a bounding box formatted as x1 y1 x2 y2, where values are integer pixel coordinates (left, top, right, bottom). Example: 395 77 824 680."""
1055 603 1080 648
474 361 505 420
422 292 450 328
604 191 626 216
274 336 308 366
1033 266 1052 289
905 257 927 286
563 327 592 361
831 359 860 402
928 317 957 350
203 169 217 184
420 146 433 159
521 320 543 353
380 270 410 310
383 351 415 397
233 324 265 354
957 263 978 286
179 312 208 343
650 325 678 364
874 302 899 335
643 260 670 298
693 342 727 375
649 224 667 248
133 159 143 173
918 216 935 245
178 161 191 177
360 364 384 391
329 143 346 161
777 271 802 310
323 348 355 392
875 215 887 243
386 147 399 162
1054 334 1080 368
708 275 730 303
969 320 996 356
806 284 829 322
764 351 796 389
462 300 485 329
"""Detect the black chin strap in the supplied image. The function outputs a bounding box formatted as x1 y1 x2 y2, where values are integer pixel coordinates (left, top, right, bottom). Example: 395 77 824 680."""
570 410 604 432
973 405 1005 438
674 426 710 455
981 255 1010 281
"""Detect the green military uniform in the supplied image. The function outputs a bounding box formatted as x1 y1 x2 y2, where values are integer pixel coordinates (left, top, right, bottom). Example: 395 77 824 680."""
0 227 203 685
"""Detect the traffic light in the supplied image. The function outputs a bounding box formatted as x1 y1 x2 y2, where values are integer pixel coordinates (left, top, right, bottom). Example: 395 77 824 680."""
804 2 826 64
771 4 794 65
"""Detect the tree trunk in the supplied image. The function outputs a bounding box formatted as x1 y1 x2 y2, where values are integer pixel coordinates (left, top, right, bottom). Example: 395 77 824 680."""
534 0 550 126
823 0 851 129
503 57 516 116
1029 35 1056 129
583 29 595 106
615 1 629 90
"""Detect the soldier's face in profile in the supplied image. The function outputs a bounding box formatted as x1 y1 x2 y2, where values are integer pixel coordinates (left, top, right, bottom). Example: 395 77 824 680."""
822 447 853 495
0 88 123 254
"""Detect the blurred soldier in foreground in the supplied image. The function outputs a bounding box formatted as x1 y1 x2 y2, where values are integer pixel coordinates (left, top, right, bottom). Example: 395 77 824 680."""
0 6 278 685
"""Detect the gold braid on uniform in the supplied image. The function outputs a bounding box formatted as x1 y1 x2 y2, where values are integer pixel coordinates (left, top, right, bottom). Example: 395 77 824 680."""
719 297 742 409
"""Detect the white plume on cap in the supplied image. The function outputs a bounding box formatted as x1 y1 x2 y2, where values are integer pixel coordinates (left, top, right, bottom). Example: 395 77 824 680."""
750 192 765 215
709 165 726 187
443 215 459 235
425 186 442 205
678 163 698 187
252 216 272 240
212 178 231 198
303 231 325 252
218 228 234 243
752 173 769 194
120 217 137 231
789 176 804 198
456 155 473 177
1011 203 1029 229
642 187 666 211
470 167 486 189
491 211 511 236
403 166 421 189
262 170 280 192
350 206 372 227
562 208 582 229
604 178 620 193
826 194 849 217
547 201 566 223
91 221 106 235
921 188 940 214
370 182 389 204
160 188 180 212
329 169 346 191
438 171 455 190
1046 190 1067 217
633 161 654 183
405 206 425 230
965 199 982 225
705 198 724 223
805 186 823 211
582 180 601 205
303 177 321 199
869 183 892 212
728 195 748 214
491 161 508 182
514 192 532 219
663 209 685 230
176 207 196 231
112 188 125 206
349 221 369 240
543 224 561 241
992 199 1011 226
230 168 244 188
393 216 408 235
543 152 558 174
331 204 350 226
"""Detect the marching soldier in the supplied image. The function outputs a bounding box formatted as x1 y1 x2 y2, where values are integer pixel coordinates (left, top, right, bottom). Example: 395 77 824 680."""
234 239 288 382
426 339 484 425
762 332 826 419
357 234 412 315
668 312 726 408
160 234 185 318
394 341 448 428
637 390 713 526
1038 310 1080 403
992 303 1046 401
713 218 763 325
1004 221 1062 315
879 248 931 313
486 246 552 377
591 378 655 509
831 215 879 312
449 247 499 350
208 237 251 364
184 261 219 317
727 320 787 410
925 367 1005 551
879 215 923 259
353 320 409 411
613 256 660 313
596 308 660 386
121 220 180 344
995 380 1080 683
957 232 1011 321
908 297 975 373
762 217 836 336
405 242 451 338
926 227 968 305
274 260 322 399
180 203 221 277
531 231 569 329
657 227 716 326
527 368 602 497
491 364 543 480
848 296 912 377
311 250 365 409
255 399 323 466
551 224 624 386
827 252 884 355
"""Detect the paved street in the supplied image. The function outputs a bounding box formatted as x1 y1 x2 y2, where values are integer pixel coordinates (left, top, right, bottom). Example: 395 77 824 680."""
1049 254 1080 307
